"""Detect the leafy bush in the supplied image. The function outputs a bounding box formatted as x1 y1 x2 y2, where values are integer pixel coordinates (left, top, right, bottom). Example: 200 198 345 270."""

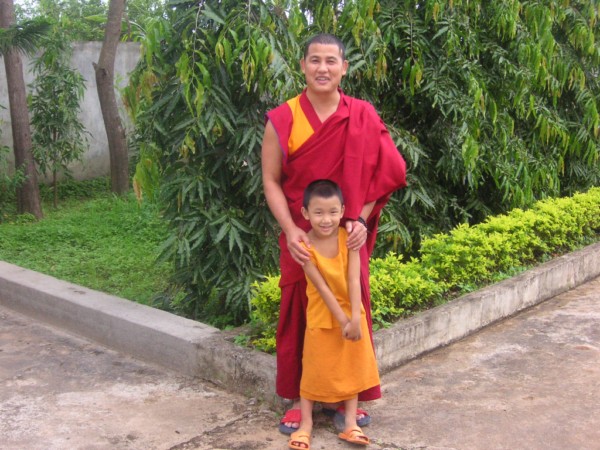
248 275 280 352
127 0 599 326
248 188 600 353
420 188 600 287
29 33 88 208
369 256 445 327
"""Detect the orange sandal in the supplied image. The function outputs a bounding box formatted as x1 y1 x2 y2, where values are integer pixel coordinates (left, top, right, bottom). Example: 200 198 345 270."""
338 426 370 446
288 430 311 449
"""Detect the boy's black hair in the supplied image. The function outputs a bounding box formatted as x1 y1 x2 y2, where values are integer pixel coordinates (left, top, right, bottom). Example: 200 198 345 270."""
303 33 346 60
303 179 344 209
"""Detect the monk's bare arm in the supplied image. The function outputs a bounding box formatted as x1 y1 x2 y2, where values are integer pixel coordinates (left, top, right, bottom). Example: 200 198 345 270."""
261 120 310 264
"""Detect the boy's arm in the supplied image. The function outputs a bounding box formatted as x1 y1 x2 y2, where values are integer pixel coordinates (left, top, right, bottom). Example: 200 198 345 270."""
343 248 362 340
303 262 349 329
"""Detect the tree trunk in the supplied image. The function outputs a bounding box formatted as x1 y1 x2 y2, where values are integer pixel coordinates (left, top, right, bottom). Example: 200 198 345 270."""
0 0 43 219
94 0 129 194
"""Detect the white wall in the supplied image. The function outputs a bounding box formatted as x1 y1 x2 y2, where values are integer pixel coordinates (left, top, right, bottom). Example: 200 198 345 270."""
0 41 141 181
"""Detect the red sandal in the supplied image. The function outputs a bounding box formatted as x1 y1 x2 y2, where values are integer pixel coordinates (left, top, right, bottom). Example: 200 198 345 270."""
279 408 301 435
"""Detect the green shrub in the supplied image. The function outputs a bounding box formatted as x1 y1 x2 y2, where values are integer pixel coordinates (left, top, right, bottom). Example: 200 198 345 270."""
248 275 280 353
130 0 600 327
369 255 445 328
248 188 600 353
420 188 600 287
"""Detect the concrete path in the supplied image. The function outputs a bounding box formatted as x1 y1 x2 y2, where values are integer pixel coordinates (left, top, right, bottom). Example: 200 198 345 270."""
1 277 599 450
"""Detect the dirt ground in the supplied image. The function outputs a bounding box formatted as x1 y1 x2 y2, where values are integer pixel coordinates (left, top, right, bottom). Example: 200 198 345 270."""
1 277 599 450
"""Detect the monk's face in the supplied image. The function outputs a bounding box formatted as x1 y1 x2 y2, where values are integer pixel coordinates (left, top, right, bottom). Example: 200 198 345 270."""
300 43 348 95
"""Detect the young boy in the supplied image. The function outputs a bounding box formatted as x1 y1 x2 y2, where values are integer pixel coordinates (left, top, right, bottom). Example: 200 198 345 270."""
288 179 380 450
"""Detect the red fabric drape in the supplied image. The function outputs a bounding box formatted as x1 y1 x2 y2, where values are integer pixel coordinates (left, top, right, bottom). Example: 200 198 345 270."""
267 90 406 400
268 90 406 287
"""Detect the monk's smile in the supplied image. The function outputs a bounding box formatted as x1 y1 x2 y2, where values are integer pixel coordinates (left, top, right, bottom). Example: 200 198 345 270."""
300 43 348 95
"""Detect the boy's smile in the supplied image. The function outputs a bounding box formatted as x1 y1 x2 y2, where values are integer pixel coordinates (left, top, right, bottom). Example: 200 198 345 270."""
302 195 345 239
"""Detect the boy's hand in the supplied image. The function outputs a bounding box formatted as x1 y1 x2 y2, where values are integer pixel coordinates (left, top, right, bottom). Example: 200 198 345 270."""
343 319 362 341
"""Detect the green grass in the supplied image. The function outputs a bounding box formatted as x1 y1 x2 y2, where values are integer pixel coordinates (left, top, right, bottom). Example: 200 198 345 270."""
0 178 170 305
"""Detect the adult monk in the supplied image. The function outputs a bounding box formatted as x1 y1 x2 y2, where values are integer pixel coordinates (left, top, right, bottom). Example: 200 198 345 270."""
261 33 407 435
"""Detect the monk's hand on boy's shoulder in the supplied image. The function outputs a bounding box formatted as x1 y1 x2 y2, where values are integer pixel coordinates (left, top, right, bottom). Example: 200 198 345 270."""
286 226 311 265
346 220 368 251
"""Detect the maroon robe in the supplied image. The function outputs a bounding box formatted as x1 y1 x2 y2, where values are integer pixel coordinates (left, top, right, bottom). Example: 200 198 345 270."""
266 89 406 400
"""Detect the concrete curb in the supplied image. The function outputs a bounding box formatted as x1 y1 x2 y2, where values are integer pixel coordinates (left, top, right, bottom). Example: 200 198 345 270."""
0 261 276 401
375 241 600 371
1 241 599 406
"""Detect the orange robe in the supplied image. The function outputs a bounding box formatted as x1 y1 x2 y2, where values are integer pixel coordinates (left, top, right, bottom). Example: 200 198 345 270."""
300 229 380 403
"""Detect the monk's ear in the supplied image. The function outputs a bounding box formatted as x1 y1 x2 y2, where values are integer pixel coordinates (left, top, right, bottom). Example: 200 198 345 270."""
342 59 349 76
300 57 306 74
301 206 309 220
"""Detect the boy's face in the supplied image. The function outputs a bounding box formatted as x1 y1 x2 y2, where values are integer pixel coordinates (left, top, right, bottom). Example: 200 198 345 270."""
300 43 348 95
301 194 344 238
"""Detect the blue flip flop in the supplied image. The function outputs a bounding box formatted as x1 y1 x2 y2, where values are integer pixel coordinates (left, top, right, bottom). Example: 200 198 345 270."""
322 406 372 430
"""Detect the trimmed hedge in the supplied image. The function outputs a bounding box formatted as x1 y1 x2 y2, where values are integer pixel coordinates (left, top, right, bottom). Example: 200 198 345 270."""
249 188 600 352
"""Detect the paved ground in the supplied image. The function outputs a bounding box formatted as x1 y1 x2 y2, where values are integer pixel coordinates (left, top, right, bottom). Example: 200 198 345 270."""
1 277 599 450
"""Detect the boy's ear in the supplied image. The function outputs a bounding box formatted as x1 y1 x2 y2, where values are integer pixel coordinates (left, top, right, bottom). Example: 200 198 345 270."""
301 206 309 220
